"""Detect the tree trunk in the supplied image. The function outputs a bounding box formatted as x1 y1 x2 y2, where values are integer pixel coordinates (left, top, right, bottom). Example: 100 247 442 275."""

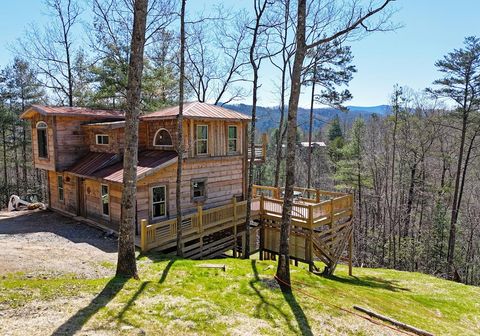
116 0 148 279
176 0 186 257
447 111 468 278
276 0 307 287
244 0 269 259
306 62 317 189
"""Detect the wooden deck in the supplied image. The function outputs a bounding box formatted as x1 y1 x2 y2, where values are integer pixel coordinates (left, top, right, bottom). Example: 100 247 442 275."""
139 185 354 275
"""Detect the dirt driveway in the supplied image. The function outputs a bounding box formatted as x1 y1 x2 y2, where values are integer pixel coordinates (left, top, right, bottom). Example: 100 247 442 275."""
0 209 118 278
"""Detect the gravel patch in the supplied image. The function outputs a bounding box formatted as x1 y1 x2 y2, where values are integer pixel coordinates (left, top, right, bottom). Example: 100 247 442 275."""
0 209 118 278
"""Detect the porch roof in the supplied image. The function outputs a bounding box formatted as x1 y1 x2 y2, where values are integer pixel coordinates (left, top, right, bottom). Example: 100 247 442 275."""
68 150 178 183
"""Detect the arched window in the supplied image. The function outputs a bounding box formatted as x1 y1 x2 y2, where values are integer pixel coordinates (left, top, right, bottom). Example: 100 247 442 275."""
36 121 48 158
153 128 173 147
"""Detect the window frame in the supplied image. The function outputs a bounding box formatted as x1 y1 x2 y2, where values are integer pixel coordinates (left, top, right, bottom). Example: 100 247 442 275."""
153 128 174 148
101 184 110 218
96 134 110 145
150 185 167 220
196 124 209 155
191 178 207 202
57 175 64 202
36 121 48 159
227 125 238 154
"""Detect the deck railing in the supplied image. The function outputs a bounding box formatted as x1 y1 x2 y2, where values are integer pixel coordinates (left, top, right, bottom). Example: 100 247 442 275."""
140 197 247 253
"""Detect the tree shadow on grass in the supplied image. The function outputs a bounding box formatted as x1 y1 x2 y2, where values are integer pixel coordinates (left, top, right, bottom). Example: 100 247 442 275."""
51 276 128 336
280 287 314 336
250 260 313 335
323 274 410 292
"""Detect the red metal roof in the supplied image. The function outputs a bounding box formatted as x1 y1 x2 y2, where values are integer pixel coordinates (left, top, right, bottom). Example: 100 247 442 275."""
141 102 251 121
20 105 125 119
69 152 122 177
69 151 178 183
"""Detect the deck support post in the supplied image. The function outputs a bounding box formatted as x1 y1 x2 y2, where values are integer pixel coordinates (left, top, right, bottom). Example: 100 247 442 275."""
198 205 203 258
140 219 148 252
308 205 314 272
232 197 238 258
348 229 353 276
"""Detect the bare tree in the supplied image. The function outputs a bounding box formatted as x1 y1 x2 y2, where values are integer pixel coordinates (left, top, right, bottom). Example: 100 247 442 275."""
276 0 395 286
116 0 149 278
16 0 82 106
176 0 186 257
184 8 250 105
244 0 275 259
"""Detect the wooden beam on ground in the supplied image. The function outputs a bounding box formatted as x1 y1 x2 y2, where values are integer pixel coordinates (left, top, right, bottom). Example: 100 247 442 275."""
353 306 434 336
197 264 226 271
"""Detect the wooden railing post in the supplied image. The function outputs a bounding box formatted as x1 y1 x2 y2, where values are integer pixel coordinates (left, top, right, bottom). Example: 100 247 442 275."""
232 197 238 258
140 219 148 252
259 194 264 215
275 187 281 199
315 189 321 203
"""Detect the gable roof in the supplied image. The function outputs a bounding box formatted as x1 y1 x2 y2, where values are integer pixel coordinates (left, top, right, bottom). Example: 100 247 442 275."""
141 102 251 121
68 150 178 183
20 105 124 119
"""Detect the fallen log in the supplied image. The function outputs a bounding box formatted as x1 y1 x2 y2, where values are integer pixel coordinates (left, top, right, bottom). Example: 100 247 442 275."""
197 264 226 271
353 305 434 336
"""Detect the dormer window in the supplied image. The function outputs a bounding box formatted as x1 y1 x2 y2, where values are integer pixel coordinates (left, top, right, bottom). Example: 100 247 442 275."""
153 129 173 147
96 134 109 145
36 121 48 158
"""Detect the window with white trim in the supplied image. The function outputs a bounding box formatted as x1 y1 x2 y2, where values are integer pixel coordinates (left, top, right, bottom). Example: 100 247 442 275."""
57 175 64 202
227 125 238 153
96 134 109 145
196 125 208 155
151 185 167 219
36 121 48 158
101 184 109 217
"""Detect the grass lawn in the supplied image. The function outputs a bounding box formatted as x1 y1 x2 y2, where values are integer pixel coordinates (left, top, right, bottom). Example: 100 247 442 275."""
1 254 479 335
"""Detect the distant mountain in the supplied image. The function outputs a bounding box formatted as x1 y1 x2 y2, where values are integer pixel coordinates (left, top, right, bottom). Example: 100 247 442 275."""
225 103 392 133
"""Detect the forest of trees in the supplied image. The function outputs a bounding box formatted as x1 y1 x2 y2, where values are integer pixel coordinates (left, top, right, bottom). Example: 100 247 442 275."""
0 0 479 285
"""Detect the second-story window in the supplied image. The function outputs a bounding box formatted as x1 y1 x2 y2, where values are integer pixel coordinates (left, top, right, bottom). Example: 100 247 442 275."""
96 134 109 145
36 121 48 158
228 125 238 153
153 129 173 147
196 125 208 155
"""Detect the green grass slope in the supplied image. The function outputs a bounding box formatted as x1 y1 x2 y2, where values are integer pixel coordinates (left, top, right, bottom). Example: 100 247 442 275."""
1 255 479 335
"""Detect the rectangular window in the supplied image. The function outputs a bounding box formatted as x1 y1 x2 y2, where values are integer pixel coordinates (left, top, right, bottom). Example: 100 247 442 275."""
151 185 167 219
192 179 206 201
227 125 238 153
96 134 109 145
196 125 208 155
38 129 48 158
57 175 64 202
101 184 109 217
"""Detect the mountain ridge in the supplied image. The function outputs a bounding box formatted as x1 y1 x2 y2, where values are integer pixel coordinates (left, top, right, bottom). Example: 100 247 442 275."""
225 103 392 132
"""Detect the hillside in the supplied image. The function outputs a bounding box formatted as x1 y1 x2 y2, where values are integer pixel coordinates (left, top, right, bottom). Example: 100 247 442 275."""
225 104 392 133
1 254 479 335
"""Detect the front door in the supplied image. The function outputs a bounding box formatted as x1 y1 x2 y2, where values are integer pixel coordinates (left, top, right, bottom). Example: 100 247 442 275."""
77 177 86 217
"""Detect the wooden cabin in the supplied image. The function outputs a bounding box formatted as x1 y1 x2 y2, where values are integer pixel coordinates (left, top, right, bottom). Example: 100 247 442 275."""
20 102 258 234
21 103 354 273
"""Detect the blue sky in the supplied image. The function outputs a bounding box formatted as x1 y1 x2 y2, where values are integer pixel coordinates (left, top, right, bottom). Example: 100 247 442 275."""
1 0 479 107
